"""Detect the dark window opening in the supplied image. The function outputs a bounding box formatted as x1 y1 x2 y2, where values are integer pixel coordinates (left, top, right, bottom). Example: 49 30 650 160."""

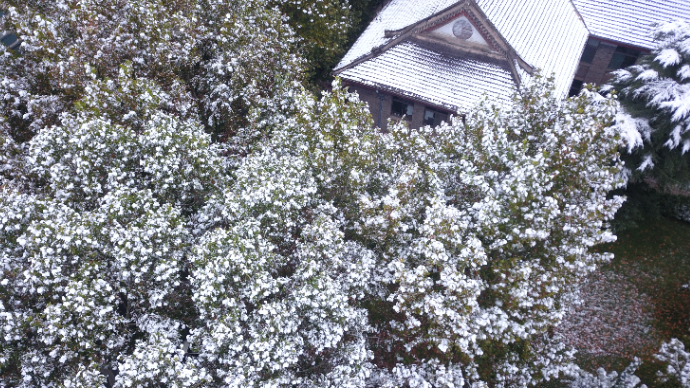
608 45 641 70
568 79 584 97
1 33 17 47
423 107 448 127
1 10 20 51
581 38 600 64
391 97 414 119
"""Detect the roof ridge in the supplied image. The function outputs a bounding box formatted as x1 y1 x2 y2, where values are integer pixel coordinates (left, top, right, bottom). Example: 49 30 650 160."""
567 0 591 33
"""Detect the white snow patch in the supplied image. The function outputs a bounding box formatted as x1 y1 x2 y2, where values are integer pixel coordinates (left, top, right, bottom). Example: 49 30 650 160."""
656 48 681 67
638 154 655 171
615 111 647 152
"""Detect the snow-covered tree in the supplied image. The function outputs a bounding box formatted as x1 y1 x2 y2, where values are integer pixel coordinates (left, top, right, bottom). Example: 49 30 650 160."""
275 0 353 82
611 20 690 192
0 0 303 160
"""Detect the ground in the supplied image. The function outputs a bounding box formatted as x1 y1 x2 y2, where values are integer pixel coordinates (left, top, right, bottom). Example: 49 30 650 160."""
557 215 690 387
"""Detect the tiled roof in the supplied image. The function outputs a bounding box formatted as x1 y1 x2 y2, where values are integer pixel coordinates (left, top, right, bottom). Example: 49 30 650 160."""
477 0 588 98
572 0 690 50
335 0 460 70
335 0 588 112
341 42 516 112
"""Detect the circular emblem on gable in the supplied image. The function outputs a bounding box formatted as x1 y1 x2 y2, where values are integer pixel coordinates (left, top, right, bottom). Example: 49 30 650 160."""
452 19 473 40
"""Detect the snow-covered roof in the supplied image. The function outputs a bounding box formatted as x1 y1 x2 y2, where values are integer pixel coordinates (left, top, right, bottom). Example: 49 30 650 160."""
571 0 690 50
335 0 588 112
336 0 460 70
476 0 588 97
341 42 516 112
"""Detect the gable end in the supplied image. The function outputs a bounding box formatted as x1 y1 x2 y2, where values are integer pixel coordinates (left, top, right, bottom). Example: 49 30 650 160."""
334 0 535 86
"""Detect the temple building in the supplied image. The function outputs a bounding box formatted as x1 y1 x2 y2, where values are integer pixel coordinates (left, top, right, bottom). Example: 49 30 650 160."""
334 0 690 130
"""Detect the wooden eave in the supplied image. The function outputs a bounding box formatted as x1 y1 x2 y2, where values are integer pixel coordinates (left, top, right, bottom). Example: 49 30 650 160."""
342 79 466 115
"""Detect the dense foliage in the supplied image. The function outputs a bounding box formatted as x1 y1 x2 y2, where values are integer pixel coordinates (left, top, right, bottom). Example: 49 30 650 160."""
274 0 384 84
276 0 352 82
1 65 226 388
0 0 302 155
0 1 630 387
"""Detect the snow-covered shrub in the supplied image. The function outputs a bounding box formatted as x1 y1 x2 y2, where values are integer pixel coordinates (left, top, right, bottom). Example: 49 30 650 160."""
0 0 303 156
367 78 624 387
655 338 690 387
0 1 627 385
1 73 625 387
0 63 225 387
191 77 624 387
567 358 646 388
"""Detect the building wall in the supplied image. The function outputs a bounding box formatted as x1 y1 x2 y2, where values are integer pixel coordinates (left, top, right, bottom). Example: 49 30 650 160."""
580 41 617 85
350 85 388 129
345 82 452 132
569 37 647 95
409 101 425 129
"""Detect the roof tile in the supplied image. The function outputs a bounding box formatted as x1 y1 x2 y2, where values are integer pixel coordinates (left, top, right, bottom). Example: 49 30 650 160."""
339 42 516 112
